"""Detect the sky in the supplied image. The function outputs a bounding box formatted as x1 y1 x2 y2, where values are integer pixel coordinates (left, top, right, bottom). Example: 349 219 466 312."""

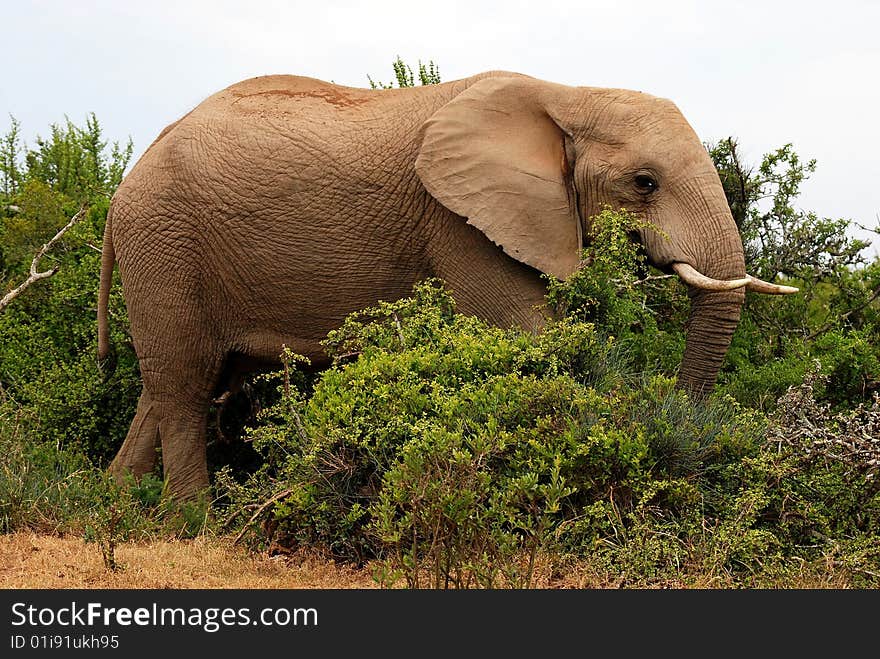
3 0 878 255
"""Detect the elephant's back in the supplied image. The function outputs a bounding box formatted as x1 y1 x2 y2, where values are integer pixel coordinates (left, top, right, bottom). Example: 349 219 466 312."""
124 76 409 182
212 74 380 116
133 75 438 184
108 70 524 255
109 75 435 277
164 71 527 134
111 70 531 222
116 77 387 209
130 71 526 175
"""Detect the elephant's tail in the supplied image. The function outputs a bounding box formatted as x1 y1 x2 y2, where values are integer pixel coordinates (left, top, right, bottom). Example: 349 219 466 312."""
97 210 116 363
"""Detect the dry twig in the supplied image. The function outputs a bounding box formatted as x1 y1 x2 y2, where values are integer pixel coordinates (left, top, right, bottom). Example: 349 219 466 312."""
611 273 675 286
0 205 89 312
233 489 294 545
769 365 880 481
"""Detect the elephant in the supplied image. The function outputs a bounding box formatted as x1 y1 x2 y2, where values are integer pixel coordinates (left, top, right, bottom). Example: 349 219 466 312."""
97 70 796 500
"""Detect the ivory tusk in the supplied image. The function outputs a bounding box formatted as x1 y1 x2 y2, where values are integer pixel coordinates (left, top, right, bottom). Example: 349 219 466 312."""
745 276 799 295
671 262 751 291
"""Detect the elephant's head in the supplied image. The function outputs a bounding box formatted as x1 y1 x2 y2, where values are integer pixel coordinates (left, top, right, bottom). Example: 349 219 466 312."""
415 74 796 395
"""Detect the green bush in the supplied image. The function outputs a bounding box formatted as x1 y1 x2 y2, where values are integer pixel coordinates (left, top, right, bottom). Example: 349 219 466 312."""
222 204 878 587
222 276 793 586
232 281 620 568
546 206 689 379
1 116 140 463
710 138 880 411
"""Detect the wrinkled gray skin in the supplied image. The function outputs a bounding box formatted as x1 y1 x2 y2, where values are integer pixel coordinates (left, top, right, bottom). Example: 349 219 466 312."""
99 71 748 500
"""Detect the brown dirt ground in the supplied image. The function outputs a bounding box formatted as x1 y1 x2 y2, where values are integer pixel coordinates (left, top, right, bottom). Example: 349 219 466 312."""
0 533 377 589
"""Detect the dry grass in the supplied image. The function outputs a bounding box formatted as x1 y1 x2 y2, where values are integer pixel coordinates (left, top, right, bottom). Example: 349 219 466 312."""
0 533 856 589
531 557 855 589
0 533 377 589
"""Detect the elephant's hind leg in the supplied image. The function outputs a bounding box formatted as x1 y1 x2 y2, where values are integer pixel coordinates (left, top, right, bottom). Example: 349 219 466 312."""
146 349 225 502
109 387 161 482
156 401 214 501
120 245 226 500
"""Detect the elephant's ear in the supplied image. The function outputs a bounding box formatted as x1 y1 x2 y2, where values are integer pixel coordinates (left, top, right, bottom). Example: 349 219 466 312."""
415 76 581 280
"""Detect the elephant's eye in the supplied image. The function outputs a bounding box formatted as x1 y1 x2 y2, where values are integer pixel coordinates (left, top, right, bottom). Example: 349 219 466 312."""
634 174 658 195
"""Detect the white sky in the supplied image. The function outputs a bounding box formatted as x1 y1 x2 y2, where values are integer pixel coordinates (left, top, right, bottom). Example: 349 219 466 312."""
3 0 878 255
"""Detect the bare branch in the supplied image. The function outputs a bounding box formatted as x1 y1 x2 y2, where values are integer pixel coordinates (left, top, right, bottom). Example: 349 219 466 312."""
391 311 406 346
233 488 294 545
0 205 88 312
611 273 675 286
854 218 880 236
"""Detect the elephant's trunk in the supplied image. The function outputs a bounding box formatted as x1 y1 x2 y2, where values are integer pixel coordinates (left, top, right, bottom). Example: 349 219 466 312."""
675 270 797 395
666 201 749 397
676 287 744 396
667 206 798 394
